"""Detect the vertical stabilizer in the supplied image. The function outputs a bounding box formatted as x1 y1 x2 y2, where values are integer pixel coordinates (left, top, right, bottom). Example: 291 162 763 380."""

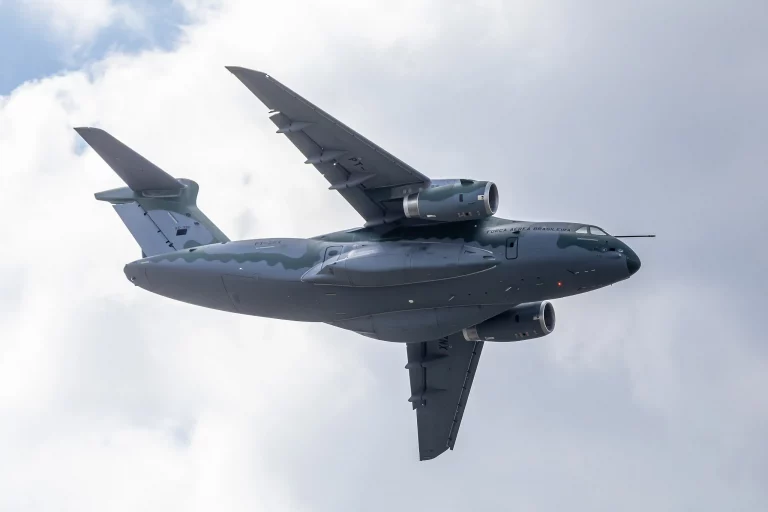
77 128 228 256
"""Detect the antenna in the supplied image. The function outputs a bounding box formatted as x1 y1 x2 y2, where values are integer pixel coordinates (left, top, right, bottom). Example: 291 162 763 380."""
614 235 656 238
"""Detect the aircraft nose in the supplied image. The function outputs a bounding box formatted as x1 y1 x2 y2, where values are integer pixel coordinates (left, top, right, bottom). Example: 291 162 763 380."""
626 252 641 276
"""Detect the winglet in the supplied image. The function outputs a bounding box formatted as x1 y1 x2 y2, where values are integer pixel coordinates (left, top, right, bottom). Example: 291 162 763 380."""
75 127 183 193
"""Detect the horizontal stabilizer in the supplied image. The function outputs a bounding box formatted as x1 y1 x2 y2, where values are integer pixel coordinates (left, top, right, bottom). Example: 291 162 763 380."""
76 127 182 193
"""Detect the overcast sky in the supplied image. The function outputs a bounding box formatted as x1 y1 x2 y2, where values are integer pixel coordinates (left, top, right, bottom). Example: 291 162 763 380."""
1 1 767 510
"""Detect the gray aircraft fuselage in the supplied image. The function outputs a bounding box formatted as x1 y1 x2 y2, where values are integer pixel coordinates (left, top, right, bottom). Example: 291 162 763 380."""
124 216 640 343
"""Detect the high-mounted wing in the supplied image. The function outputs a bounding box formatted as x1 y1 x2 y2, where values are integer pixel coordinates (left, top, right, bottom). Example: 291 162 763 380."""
226 67 430 227
405 333 484 461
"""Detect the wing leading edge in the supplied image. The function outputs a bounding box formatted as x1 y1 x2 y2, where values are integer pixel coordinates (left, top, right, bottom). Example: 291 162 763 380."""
226 67 430 227
406 333 484 460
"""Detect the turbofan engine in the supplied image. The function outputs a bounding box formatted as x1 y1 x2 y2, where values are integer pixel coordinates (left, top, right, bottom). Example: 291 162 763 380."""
403 179 499 222
462 301 556 342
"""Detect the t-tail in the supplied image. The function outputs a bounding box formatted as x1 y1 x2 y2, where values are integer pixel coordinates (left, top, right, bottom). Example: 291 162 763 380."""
76 127 228 257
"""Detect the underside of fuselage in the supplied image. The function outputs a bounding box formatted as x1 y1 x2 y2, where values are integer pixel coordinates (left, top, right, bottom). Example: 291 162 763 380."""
123 217 639 342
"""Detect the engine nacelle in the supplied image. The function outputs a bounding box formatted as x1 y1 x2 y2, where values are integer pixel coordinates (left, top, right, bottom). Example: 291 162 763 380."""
462 301 556 342
403 180 499 222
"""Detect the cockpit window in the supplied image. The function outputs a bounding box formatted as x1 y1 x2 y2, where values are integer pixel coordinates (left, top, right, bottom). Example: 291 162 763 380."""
590 226 609 236
575 226 589 234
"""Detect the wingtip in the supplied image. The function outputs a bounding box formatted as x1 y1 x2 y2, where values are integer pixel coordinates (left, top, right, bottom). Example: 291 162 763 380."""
74 126 105 137
225 66 270 79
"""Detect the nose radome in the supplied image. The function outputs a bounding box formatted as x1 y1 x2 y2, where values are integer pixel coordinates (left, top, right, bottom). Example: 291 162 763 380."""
626 254 641 276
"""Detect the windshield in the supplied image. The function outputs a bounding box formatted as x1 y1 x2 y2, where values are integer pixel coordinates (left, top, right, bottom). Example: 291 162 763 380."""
590 226 609 236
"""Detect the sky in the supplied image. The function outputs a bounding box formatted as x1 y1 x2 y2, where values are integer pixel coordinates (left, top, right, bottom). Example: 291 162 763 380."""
1 0 767 510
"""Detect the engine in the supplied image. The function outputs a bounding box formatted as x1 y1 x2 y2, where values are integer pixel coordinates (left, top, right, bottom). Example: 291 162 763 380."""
403 179 499 222
462 301 556 342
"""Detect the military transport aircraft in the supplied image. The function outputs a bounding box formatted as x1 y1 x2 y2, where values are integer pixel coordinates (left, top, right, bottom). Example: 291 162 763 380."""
76 67 646 461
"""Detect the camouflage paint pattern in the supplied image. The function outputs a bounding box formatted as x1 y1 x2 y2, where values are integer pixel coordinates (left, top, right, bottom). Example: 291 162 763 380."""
122 211 640 340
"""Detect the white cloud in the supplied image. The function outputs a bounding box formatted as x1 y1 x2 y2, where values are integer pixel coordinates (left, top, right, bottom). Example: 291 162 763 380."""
1 0 767 510
13 0 143 44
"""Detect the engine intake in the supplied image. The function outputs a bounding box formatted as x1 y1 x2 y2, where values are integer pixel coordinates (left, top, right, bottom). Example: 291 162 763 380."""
462 301 556 342
403 180 499 222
